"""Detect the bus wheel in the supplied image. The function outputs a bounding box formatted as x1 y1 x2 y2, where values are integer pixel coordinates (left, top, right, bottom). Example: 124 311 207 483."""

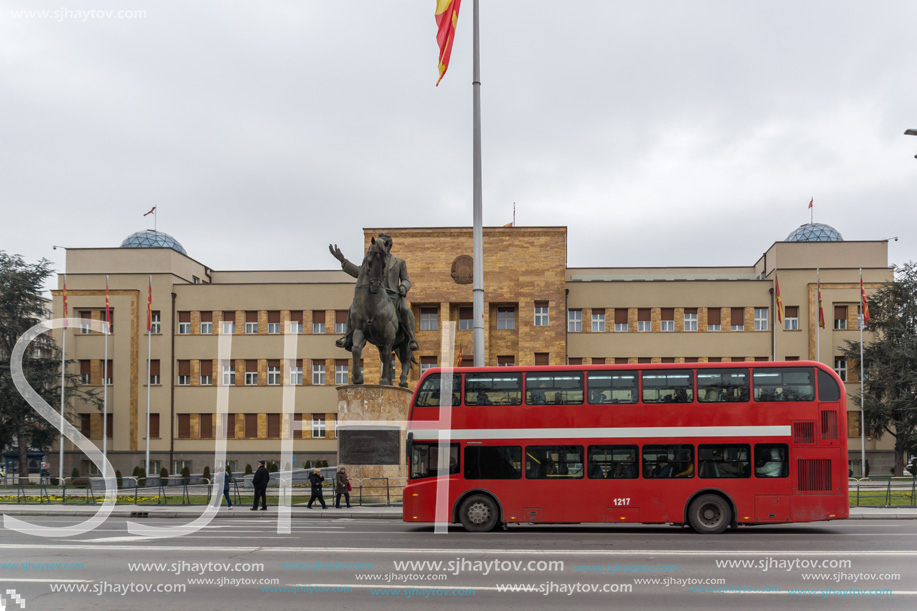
687 494 731 534
458 495 499 532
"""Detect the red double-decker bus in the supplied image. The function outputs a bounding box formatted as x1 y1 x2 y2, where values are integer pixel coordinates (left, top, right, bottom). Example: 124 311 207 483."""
403 361 848 534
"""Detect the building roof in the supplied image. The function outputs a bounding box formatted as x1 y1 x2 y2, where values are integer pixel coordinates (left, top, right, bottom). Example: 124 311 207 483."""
785 222 843 242
120 230 188 255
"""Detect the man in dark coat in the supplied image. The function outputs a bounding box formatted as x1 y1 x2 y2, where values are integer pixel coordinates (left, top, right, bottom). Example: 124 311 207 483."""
307 468 327 509
251 460 269 511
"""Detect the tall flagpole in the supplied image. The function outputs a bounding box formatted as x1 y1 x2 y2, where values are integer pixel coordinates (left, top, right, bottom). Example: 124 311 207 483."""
859 268 866 477
145 275 152 475
58 293 67 483
471 0 484 367
816 268 821 362
102 276 109 474
773 252 777 361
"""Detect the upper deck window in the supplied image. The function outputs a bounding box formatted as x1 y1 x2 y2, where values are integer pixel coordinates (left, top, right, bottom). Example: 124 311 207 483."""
752 367 814 402
465 373 522 406
586 371 638 404
414 373 461 407
642 370 694 404
526 372 584 405
697 369 749 403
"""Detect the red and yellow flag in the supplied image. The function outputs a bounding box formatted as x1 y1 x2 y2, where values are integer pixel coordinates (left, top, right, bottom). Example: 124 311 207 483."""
147 276 153 332
817 277 826 329
861 271 871 324
775 274 784 323
104 275 111 331
455 345 463 367
435 0 462 86
62 276 69 328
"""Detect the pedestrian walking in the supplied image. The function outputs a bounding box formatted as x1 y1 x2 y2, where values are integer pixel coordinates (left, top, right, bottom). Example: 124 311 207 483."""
221 467 233 509
335 466 352 508
307 468 327 509
251 460 269 511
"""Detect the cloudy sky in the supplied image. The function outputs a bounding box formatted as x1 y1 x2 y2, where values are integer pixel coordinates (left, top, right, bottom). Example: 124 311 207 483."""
3 0 916 287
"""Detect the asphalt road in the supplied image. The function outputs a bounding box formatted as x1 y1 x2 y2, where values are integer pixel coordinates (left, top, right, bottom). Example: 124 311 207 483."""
0 517 914 610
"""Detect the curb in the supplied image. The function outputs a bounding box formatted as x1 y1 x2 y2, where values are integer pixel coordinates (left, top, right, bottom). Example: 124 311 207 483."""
0 508 403 520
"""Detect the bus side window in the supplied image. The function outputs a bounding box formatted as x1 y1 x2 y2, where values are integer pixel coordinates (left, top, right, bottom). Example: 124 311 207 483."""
754 443 788 478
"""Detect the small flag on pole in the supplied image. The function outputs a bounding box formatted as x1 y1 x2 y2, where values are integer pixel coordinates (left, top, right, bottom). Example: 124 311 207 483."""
455 345 463 367
503 221 513 227
775 274 784 323
808 198 813 209
861 270 871 325
104 275 111 332
62 276 69 328
435 0 462 86
817 276 826 329
147 275 153 332
143 206 156 217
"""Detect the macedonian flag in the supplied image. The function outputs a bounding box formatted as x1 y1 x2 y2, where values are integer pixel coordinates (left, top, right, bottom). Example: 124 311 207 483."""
435 0 462 86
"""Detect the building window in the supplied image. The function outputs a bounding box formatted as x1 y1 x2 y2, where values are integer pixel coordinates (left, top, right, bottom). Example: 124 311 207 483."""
684 308 698 331
149 360 160 385
847 411 861 438
335 310 348 334
784 306 799 330
834 357 847 382
420 356 436 374
148 413 160 439
312 415 326 438
568 309 582 332
637 308 651 332
312 362 325 385
177 360 190 386
79 311 92 334
177 311 191 334
660 308 674 332
312 311 325 334
420 307 438 331
290 360 304 385
265 413 280 439
222 363 236 386
497 307 515 330
177 414 191 439
591 311 605 332
288 311 303 334
200 311 212 334
100 360 113 386
534 353 549 366
335 359 349 385
150 311 161 334
200 360 213 386
245 360 258 385
80 414 92 437
267 360 281 386
730 308 745 331
614 309 628 332
497 355 515 367
707 308 722 331
222 311 236 334
834 306 848 330
80 360 91 385
199 414 214 439
459 306 473 330
534 301 549 327
267 311 281 334
245 311 258 334
244 414 258 439
754 307 769 331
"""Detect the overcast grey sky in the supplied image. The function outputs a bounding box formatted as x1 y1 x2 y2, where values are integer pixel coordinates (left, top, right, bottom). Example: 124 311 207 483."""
2 0 916 284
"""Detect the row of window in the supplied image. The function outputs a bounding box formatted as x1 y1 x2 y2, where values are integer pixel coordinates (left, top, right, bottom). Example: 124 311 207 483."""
410 442 789 481
414 367 840 407
175 413 336 440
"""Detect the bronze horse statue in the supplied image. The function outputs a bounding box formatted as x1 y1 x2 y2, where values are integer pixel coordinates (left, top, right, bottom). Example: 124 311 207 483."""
349 237 414 386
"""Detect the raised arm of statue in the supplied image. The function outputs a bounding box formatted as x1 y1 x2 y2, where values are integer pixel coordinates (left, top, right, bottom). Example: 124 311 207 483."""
329 244 360 278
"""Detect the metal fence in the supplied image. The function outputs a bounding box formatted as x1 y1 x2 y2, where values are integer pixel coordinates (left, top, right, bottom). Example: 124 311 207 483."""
849 477 917 507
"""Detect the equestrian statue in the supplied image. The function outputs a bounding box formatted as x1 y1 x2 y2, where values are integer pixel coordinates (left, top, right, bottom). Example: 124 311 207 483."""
329 233 418 387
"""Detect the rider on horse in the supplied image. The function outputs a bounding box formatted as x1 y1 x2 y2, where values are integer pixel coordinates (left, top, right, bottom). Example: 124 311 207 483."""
329 233 419 353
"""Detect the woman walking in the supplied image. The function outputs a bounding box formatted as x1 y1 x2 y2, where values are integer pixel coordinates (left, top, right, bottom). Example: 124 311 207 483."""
335 466 351 508
307 468 327 509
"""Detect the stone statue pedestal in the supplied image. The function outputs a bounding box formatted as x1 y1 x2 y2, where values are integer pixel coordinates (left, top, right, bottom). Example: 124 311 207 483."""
336 385 412 504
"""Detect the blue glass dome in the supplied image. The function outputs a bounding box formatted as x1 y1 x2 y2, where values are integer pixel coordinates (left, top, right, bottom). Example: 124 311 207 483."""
120 230 188 255
785 223 843 242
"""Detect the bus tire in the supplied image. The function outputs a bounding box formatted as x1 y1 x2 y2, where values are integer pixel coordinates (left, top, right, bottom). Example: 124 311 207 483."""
458 494 499 532
687 494 731 534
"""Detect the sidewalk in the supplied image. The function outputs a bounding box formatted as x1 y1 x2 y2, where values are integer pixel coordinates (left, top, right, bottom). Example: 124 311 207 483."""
0 503 914 520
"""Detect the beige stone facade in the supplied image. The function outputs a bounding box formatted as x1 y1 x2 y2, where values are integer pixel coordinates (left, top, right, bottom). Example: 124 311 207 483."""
50 227 895 477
